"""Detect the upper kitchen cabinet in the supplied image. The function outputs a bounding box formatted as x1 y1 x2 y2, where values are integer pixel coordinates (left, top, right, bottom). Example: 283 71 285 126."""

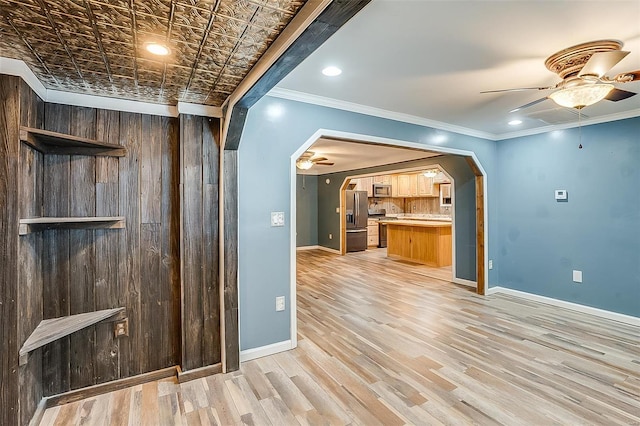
352 176 373 197
393 173 437 197
395 174 414 197
373 175 391 185
433 171 450 184
417 174 436 197
440 183 452 206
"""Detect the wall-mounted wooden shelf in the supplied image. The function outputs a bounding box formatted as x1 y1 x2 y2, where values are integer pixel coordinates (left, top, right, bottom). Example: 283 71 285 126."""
19 216 126 235
20 126 127 157
19 308 126 366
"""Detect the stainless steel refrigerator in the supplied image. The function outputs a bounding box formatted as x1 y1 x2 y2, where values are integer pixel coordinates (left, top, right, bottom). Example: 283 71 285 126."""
345 190 368 252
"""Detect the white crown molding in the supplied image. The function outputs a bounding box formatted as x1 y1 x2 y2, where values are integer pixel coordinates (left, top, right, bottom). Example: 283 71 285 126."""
1 58 222 118
269 87 640 142
488 286 640 327
493 108 640 140
267 87 496 141
0 57 47 100
46 89 178 117
177 102 223 118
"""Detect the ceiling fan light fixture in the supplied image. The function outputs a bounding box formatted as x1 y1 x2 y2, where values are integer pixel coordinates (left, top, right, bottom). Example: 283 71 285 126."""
549 83 614 109
296 159 314 170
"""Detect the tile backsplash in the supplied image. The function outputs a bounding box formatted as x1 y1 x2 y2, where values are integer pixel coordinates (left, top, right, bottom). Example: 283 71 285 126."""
368 197 452 217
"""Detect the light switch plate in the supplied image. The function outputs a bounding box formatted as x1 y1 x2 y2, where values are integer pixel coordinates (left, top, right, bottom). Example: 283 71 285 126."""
271 211 285 227
572 270 582 283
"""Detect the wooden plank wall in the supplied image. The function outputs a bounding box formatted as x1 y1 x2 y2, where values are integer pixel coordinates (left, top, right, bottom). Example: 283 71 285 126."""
30 101 182 396
180 115 221 371
0 74 22 426
2 79 223 423
18 79 45 426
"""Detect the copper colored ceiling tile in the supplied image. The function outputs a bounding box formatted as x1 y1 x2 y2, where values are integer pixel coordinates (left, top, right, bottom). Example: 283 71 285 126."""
0 0 307 106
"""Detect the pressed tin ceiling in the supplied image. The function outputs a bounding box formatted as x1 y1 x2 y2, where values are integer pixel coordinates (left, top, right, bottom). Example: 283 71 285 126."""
0 0 307 106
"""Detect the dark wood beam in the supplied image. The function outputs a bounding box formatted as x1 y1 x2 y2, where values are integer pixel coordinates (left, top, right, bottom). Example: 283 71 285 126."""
222 0 371 372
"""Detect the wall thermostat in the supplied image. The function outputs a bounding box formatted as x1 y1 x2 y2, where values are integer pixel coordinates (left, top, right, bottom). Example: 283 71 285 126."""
555 189 567 201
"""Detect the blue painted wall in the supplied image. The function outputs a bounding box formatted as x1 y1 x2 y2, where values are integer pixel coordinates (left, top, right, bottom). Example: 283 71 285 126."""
238 95 497 350
496 117 640 316
296 174 318 247
315 155 477 281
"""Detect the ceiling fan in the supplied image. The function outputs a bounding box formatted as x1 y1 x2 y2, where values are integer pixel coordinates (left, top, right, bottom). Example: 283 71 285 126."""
296 151 335 170
482 40 640 112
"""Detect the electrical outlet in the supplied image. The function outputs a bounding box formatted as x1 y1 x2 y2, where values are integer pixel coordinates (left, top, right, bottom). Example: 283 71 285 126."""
275 296 285 312
329 233 333 240
271 211 285 227
573 270 582 283
113 318 129 338
488 260 493 270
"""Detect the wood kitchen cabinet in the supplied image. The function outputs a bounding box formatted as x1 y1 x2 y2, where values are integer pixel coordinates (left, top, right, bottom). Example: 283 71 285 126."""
395 174 413 197
417 174 436 196
440 183 452 206
373 175 391 185
353 176 373 197
386 221 452 267
367 218 379 247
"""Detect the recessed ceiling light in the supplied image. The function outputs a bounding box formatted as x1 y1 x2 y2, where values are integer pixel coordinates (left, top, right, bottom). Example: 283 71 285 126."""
322 66 342 77
508 119 523 126
145 42 171 56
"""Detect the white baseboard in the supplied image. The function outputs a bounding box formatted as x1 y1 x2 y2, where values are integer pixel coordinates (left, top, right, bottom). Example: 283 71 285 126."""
240 340 293 363
453 277 476 288
296 245 340 254
489 286 640 327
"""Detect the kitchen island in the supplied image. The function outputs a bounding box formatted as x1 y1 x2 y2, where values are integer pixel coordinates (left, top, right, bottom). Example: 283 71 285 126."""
379 219 452 267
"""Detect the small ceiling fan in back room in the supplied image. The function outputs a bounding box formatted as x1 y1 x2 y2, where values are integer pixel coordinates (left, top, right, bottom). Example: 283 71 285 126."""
296 151 335 170
482 39 640 112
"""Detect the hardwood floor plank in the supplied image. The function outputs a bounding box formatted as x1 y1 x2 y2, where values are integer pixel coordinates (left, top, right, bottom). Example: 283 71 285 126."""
39 249 640 425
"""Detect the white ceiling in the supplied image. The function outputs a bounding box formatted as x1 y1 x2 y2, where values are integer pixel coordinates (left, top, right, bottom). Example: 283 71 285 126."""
297 138 439 175
277 0 640 138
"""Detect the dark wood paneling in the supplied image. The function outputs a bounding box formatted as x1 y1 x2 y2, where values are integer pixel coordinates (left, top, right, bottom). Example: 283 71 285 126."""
42 102 72 396
223 149 239 371
181 114 204 370
69 107 97 391
94 109 121 385
202 118 220 366
18 80 45 426
180 115 221 371
0 75 21 426
118 112 143 378
161 116 181 369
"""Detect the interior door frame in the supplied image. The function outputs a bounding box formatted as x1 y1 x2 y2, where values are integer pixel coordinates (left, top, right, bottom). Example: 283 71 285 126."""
290 129 489 348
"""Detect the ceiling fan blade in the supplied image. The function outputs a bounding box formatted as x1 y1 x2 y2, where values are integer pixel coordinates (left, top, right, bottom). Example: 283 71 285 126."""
315 162 334 166
612 69 640 82
578 51 630 78
311 157 328 162
509 97 549 113
605 88 636 102
481 86 553 94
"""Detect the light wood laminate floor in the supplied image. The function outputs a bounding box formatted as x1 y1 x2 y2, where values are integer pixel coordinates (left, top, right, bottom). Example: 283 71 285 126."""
40 249 640 425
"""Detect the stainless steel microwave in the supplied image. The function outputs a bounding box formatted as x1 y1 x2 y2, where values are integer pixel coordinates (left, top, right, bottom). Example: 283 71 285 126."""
373 184 392 197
